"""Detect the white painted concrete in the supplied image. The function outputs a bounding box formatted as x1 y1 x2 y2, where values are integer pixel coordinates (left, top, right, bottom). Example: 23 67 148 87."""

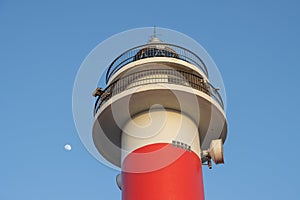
121 109 201 163
107 57 208 85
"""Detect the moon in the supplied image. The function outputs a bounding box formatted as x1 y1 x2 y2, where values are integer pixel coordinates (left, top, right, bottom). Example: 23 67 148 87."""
64 144 72 151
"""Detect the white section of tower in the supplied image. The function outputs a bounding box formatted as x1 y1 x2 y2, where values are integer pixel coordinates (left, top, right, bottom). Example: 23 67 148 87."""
121 109 201 163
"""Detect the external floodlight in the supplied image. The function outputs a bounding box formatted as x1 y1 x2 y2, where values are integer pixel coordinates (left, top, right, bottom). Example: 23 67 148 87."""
209 139 224 164
116 174 122 190
92 87 103 97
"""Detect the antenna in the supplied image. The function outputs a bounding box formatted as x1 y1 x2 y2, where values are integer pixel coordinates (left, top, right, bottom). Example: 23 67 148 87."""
148 26 162 43
153 25 157 38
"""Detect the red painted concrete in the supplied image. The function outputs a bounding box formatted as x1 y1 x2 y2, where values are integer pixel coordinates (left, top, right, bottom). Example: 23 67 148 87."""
122 143 204 200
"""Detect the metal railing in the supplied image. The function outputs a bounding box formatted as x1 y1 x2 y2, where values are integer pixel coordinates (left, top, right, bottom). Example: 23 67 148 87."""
94 69 223 115
105 43 208 83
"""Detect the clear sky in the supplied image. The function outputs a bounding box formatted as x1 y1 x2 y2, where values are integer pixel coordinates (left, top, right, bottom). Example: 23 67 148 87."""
1 0 300 200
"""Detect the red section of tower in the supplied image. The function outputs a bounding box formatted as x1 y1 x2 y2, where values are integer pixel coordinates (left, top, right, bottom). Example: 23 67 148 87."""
122 143 205 200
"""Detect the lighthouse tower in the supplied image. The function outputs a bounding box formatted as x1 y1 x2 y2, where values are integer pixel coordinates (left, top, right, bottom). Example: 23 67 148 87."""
92 32 228 200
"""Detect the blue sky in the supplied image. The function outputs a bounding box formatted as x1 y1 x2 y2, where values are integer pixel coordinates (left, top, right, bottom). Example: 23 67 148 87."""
1 0 300 200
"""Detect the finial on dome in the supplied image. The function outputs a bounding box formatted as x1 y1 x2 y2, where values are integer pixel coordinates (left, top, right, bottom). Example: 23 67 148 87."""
148 26 163 43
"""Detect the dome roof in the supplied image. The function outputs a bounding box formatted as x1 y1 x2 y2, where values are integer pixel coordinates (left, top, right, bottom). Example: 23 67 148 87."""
133 36 178 61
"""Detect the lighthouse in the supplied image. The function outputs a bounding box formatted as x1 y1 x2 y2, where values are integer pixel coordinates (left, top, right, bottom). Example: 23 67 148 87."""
92 31 228 200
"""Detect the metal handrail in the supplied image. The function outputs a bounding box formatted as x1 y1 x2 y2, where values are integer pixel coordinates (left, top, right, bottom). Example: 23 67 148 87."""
105 43 209 84
95 69 223 115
